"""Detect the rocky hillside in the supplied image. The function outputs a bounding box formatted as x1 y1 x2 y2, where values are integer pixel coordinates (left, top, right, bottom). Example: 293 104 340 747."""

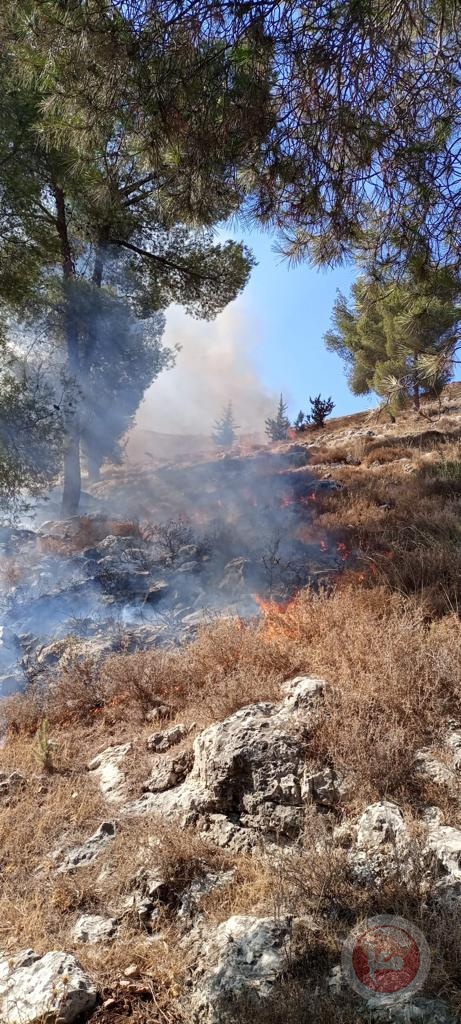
1 388 461 1023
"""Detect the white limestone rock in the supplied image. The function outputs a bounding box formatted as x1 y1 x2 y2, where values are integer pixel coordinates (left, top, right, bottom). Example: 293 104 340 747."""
72 914 117 944
57 821 116 872
188 915 293 1023
88 742 132 803
0 950 97 1024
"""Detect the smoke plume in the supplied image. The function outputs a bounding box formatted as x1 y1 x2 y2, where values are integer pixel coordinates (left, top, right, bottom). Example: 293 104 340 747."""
135 304 277 438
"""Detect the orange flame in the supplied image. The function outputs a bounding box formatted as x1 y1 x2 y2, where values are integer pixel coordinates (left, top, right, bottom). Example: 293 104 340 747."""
253 592 301 642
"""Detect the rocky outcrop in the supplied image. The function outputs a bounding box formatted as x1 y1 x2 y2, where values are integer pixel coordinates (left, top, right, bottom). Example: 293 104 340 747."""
369 998 458 1023
88 743 132 803
72 914 118 944
0 771 25 803
142 750 193 793
57 821 116 872
426 823 461 875
351 801 413 884
146 724 192 753
0 950 97 1024
187 915 294 1023
128 677 325 849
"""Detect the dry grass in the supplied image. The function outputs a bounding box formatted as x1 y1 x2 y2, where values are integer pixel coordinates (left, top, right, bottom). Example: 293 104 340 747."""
2 400 461 1022
5 586 461 812
38 516 143 556
308 444 355 466
363 443 413 464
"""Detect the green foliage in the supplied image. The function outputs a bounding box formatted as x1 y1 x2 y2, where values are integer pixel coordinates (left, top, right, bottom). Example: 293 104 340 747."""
0 3 262 513
293 397 335 431
0 350 63 519
212 402 239 448
293 411 308 434
5 0 461 273
33 718 55 773
326 265 460 410
308 395 335 428
265 394 291 442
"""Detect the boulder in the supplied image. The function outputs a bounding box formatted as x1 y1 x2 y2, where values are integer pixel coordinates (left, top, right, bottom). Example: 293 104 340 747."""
129 676 325 846
431 876 461 907
414 749 454 786
57 821 116 872
0 950 97 1024
189 695 312 840
426 824 461 875
188 915 293 1023
0 771 25 803
352 801 412 884
72 914 117 944
88 743 132 803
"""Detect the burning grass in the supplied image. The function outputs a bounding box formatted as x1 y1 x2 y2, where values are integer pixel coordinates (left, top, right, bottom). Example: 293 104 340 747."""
4 586 461 811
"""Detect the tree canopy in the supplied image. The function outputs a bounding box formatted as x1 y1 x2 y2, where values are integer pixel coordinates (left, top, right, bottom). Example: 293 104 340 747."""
325 266 461 410
212 403 239 448
7 1 461 270
265 394 290 441
0 1 265 513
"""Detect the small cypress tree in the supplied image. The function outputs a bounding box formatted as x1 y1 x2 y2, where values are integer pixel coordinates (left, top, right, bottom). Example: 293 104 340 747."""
293 410 307 433
212 402 239 448
265 393 291 441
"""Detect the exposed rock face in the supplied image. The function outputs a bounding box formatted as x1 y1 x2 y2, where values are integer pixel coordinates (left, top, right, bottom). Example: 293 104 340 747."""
57 821 116 872
0 951 97 1024
369 998 458 1023
72 914 118 944
0 771 25 803
142 750 193 793
188 915 293 1023
426 824 461 875
128 677 325 848
190 702 306 841
302 766 343 806
146 724 192 753
188 678 325 845
352 801 412 883
88 743 132 803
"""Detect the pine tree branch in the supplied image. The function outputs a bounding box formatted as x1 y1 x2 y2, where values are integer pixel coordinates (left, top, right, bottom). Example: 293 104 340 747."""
109 237 219 282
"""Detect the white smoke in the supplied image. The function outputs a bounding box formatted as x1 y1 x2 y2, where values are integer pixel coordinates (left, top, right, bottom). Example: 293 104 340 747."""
135 303 277 437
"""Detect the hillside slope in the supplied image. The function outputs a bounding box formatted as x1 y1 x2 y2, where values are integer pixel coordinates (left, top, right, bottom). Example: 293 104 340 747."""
1 390 461 1024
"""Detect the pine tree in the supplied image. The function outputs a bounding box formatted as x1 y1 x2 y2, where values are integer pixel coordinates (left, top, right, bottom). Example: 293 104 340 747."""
0 6 265 513
212 403 239 448
308 395 335 428
265 394 291 442
325 264 460 411
293 411 307 433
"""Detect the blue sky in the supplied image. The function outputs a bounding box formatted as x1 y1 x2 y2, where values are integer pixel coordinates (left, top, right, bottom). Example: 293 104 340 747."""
231 225 370 419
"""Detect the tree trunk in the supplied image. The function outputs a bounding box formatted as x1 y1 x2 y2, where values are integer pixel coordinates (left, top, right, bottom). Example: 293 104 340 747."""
86 452 101 483
54 183 81 516
62 435 82 515
80 235 107 481
413 353 420 411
